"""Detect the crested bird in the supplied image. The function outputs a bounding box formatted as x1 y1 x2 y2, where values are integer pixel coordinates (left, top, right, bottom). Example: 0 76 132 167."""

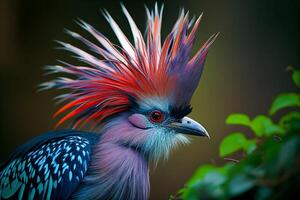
0 4 217 200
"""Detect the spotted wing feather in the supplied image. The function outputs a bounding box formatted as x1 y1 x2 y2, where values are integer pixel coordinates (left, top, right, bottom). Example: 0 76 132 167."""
0 135 93 200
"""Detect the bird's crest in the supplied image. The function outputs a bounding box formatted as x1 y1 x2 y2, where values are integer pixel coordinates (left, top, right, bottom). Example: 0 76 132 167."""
41 4 218 128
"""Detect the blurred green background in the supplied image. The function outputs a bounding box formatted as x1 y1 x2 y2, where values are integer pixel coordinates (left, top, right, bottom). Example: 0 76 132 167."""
0 0 299 199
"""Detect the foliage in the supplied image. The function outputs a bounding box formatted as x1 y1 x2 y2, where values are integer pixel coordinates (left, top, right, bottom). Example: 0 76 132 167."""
219 132 256 157
171 68 300 200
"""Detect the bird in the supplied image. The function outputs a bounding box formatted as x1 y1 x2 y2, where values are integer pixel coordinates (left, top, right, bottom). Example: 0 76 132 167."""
0 3 217 200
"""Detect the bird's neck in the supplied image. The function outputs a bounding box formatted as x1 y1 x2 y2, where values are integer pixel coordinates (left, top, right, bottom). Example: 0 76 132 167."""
74 117 150 200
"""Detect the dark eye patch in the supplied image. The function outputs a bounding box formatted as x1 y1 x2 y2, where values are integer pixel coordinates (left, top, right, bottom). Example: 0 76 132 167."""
170 104 192 119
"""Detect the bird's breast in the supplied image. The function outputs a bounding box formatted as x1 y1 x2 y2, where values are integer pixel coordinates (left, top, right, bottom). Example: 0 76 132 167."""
73 141 150 200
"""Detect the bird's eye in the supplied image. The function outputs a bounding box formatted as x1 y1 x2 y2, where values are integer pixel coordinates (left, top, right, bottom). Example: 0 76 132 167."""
149 110 164 123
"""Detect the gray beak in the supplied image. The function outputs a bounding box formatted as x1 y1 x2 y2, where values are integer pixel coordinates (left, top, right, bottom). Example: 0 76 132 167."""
168 117 210 138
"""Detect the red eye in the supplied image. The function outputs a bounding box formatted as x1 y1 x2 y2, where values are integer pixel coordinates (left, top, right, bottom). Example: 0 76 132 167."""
149 110 164 123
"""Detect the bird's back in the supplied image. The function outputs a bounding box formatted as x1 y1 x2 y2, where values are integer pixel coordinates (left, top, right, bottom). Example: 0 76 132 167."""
0 130 99 200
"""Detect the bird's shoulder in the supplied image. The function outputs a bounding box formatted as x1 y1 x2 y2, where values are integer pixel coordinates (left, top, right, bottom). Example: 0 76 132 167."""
0 130 100 200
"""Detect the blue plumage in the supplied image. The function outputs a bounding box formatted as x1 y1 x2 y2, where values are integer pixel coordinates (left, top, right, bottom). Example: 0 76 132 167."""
0 131 99 200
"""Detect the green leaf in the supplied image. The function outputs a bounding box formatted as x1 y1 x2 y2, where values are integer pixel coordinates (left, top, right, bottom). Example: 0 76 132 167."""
220 133 251 157
226 113 251 126
269 93 300 115
275 137 300 172
279 111 300 131
186 165 216 186
244 140 257 154
220 133 246 157
292 70 300 87
203 171 227 186
182 164 233 200
228 174 255 196
279 112 300 125
251 115 284 136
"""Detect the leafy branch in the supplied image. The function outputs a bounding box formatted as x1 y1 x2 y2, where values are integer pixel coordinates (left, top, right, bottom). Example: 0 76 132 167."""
172 67 300 200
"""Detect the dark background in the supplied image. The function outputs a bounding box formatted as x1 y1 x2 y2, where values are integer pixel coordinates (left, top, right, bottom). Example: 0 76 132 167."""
0 0 299 199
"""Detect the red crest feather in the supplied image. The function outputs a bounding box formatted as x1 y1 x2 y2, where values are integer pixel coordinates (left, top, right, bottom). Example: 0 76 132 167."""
41 4 218 128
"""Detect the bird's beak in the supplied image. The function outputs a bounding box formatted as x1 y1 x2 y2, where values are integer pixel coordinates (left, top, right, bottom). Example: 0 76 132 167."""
168 117 210 138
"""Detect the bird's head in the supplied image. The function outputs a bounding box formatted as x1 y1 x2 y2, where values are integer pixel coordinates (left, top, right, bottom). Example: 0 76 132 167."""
42 4 217 162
